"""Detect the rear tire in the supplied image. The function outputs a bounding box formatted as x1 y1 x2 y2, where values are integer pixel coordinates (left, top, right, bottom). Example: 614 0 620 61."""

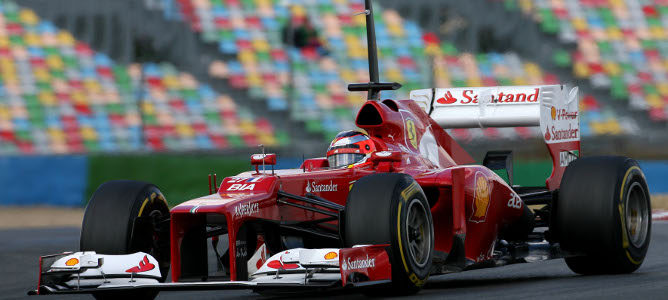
554 156 651 274
344 173 434 295
81 180 170 300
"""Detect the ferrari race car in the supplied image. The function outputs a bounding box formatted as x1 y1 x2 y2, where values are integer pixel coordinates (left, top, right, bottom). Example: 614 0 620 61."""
30 1 651 299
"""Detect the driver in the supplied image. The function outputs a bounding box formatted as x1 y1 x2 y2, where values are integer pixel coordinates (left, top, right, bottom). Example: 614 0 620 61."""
326 130 376 168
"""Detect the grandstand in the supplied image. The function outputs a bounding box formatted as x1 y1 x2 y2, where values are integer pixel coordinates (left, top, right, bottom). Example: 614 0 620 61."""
151 0 630 141
0 0 661 155
505 0 668 122
0 1 285 154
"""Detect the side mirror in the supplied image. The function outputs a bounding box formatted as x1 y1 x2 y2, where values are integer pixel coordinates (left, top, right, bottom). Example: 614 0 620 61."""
369 151 401 162
251 153 277 165
369 151 401 172
251 153 277 174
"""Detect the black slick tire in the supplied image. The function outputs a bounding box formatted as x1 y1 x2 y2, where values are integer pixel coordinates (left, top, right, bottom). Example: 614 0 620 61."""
80 180 170 300
344 173 434 295
554 156 651 274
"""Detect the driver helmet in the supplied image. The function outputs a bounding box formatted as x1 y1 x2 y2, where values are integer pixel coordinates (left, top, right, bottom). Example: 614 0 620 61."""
326 130 376 168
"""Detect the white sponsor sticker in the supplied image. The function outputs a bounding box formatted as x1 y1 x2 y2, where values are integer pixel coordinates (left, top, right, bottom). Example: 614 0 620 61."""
559 150 579 167
227 183 256 191
433 87 541 105
540 86 580 144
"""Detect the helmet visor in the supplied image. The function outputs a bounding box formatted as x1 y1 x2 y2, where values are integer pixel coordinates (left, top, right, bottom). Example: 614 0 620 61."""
327 153 365 168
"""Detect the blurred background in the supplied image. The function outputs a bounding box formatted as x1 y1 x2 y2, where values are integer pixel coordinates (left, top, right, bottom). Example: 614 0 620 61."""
0 0 666 225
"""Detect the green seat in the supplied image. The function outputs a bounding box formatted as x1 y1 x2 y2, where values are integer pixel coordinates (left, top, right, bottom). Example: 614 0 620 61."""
227 135 244 148
275 130 290 146
553 49 571 67
305 119 323 134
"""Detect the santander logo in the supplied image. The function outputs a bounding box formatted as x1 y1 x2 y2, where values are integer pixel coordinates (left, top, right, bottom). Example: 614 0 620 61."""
341 254 376 271
436 91 457 104
125 255 155 273
305 180 338 193
437 88 539 105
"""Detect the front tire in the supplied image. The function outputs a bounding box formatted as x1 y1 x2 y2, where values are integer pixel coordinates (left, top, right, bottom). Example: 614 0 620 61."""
81 180 170 300
554 156 651 274
344 173 434 295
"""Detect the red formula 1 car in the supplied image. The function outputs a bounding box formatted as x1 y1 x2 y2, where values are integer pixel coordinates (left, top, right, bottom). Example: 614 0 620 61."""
30 1 651 299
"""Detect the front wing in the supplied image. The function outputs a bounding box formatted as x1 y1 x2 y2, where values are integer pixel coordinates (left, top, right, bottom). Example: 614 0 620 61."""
29 245 392 296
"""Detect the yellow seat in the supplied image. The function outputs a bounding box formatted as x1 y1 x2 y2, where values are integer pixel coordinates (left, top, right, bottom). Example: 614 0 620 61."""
38 91 56 106
386 68 403 82
258 134 276 146
162 74 180 89
252 39 270 52
0 37 10 48
84 79 101 94
589 121 605 135
19 9 39 26
24 32 41 47
141 101 155 115
604 119 623 135
0 105 9 121
70 90 85 104
424 44 440 56
48 128 66 142
572 18 587 31
387 24 404 37
46 55 64 70
650 27 665 40
237 49 256 64
247 73 262 87
604 62 621 76
574 61 589 78
512 77 528 85
80 126 98 141
646 94 662 108
175 123 194 137
524 62 542 77
607 27 622 40
466 78 483 87
291 5 306 18
657 83 668 97
56 31 75 46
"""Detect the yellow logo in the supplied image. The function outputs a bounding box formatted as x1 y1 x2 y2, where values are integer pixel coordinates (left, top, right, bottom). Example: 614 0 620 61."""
405 119 418 150
324 252 338 260
470 172 491 223
65 258 79 266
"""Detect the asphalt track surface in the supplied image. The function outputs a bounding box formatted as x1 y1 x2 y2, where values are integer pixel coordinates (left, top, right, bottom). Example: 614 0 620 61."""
3 223 668 300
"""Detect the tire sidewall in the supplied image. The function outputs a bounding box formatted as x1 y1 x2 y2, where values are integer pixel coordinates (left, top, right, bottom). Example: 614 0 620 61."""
389 177 434 288
129 185 170 280
611 161 651 268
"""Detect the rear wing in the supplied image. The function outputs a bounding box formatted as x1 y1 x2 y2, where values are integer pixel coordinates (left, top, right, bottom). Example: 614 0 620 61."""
410 85 580 190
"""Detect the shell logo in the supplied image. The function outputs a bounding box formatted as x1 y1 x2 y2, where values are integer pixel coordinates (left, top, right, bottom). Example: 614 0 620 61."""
65 258 79 266
324 252 338 260
469 172 491 223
